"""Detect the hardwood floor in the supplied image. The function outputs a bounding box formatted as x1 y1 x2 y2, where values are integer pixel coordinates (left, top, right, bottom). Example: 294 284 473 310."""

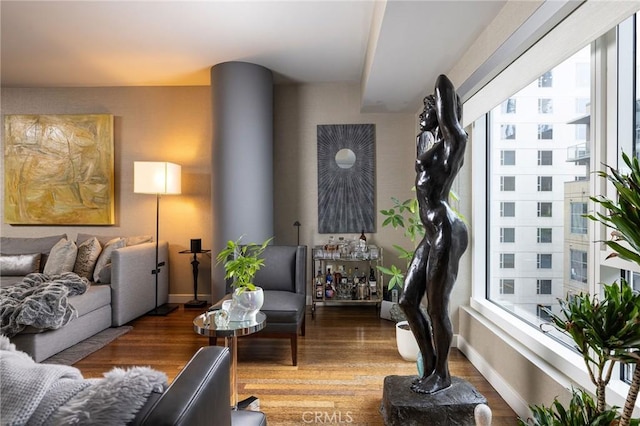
74 305 518 425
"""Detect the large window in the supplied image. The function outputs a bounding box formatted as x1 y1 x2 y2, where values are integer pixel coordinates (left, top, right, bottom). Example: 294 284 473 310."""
486 45 591 325
472 8 640 411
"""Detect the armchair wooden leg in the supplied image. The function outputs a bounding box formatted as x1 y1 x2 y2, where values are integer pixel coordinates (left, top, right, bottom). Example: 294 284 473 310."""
301 316 306 336
291 335 297 366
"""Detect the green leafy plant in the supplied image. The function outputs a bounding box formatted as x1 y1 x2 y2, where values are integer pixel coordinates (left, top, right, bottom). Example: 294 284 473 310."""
543 283 640 418
216 236 272 293
586 152 640 266
518 387 618 426
525 152 640 426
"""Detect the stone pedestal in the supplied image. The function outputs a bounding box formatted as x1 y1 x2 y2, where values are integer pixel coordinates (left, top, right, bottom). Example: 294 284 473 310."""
380 376 487 426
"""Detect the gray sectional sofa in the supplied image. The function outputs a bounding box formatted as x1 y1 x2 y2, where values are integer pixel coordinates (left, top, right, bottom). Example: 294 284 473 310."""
0 233 169 362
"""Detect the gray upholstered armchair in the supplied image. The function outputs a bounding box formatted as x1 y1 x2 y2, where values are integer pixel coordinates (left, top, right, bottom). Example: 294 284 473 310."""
226 245 307 366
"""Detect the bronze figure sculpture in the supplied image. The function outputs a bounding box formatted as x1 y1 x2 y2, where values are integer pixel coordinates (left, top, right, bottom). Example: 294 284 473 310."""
399 74 468 394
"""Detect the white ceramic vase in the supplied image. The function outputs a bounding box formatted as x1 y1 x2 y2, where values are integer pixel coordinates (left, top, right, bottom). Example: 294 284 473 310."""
395 320 420 362
229 287 264 322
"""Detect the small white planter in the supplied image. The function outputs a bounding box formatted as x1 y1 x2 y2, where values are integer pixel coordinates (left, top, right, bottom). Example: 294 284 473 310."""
395 320 419 362
229 287 264 322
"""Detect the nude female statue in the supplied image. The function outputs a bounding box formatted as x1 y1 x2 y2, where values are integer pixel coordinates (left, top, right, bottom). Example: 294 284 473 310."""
399 74 468 394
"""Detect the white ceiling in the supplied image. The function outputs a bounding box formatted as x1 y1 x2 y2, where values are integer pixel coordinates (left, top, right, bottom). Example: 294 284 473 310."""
1 0 507 113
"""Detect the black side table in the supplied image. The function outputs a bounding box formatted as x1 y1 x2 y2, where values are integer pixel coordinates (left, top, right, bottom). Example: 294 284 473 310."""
179 249 211 308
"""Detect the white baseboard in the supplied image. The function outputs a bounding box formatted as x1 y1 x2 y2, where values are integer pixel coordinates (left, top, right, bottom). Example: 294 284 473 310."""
457 334 530 419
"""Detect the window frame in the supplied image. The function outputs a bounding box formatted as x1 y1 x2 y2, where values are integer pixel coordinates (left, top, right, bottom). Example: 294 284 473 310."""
468 21 638 411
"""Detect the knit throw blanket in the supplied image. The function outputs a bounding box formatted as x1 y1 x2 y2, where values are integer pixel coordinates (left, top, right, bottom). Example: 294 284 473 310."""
0 272 89 338
0 336 168 426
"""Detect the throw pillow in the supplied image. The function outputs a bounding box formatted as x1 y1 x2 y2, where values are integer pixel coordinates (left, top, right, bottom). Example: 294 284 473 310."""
43 238 78 276
93 238 125 283
97 263 112 284
125 235 153 246
73 237 102 280
0 253 41 276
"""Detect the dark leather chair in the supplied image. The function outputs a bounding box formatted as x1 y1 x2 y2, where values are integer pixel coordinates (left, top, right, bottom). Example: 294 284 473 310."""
251 245 307 366
133 345 267 426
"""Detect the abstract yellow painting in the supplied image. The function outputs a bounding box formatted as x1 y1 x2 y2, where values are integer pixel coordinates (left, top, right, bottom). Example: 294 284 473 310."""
4 114 115 225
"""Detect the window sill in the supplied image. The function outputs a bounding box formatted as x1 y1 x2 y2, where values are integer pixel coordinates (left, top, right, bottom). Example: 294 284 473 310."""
466 297 632 411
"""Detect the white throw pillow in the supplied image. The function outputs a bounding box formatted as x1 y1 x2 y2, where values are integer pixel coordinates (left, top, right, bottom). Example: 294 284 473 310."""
73 237 102 280
43 238 78 276
93 237 125 283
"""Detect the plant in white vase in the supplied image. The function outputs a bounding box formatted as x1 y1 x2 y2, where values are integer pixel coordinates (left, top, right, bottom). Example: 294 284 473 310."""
216 236 272 322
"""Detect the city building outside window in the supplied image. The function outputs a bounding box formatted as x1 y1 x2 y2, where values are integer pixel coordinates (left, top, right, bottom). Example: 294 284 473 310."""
501 98 516 114
501 150 516 165
500 279 515 294
537 176 553 191
537 202 552 217
570 249 588 283
539 98 553 114
538 124 553 140
537 279 552 295
537 253 552 269
538 71 553 87
501 124 516 139
538 150 553 165
501 176 516 191
537 228 552 243
570 202 588 234
500 253 515 269
500 227 515 243
500 202 515 217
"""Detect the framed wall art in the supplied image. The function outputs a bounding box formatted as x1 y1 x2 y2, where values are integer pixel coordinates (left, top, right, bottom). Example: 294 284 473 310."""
317 123 375 234
4 114 115 225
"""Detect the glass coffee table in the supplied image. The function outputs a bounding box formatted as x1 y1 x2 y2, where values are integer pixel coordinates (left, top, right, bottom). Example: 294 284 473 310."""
193 311 266 410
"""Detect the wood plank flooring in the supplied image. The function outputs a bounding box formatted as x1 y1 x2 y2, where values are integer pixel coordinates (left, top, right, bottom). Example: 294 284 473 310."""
74 305 518 425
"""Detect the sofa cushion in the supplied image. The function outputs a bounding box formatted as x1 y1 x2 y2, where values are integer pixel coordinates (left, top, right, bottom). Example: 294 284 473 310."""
69 284 111 317
0 234 68 272
43 239 78 276
73 237 102 280
0 253 41 276
260 290 306 323
93 238 125 283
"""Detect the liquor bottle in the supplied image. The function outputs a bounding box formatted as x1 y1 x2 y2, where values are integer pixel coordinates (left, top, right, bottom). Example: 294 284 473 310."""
368 267 377 297
325 268 334 298
347 268 356 299
359 230 367 251
315 270 324 299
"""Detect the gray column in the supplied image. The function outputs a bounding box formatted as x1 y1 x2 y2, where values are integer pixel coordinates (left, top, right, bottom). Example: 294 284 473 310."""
211 62 274 299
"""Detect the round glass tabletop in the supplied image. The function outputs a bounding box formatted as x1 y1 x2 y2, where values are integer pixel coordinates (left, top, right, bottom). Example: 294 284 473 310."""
193 311 266 338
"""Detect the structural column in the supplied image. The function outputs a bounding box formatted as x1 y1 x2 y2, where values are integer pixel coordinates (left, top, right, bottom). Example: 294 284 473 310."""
210 62 274 299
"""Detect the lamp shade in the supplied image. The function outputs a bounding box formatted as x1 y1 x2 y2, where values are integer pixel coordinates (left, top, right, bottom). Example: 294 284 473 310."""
134 162 181 195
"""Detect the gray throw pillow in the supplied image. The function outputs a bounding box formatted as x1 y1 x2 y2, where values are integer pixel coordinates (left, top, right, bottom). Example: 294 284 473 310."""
43 238 78 276
0 253 41 276
93 237 125 283
73 237 102 280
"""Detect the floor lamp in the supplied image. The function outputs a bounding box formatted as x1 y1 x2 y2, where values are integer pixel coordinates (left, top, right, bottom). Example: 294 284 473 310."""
134 161 181 316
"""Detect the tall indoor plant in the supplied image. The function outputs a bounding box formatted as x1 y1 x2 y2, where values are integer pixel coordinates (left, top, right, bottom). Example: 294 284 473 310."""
216 236 272 321
520 152 640 426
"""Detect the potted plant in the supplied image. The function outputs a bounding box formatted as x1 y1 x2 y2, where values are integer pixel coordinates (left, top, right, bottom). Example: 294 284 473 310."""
216 236 272 322
519 152 640 426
